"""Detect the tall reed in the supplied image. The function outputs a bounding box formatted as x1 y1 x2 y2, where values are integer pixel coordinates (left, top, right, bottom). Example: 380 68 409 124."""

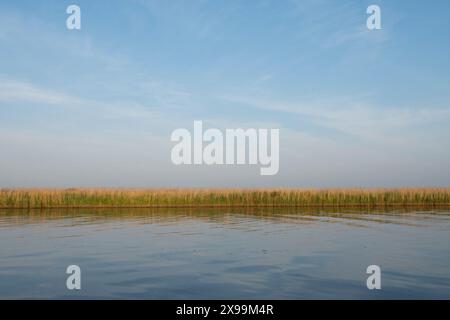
1 188 450 208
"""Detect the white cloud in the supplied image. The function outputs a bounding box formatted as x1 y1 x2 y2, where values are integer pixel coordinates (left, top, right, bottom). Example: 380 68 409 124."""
220 94 450 146
0 79 82 105
0 78 159 118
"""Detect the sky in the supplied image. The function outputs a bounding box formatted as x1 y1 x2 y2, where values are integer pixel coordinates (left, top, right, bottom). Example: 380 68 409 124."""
1 0 450 188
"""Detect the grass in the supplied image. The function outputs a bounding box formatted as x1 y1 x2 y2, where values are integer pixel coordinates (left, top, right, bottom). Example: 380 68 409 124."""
1 188 450 208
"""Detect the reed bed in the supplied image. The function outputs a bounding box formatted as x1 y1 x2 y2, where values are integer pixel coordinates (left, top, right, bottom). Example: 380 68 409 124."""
1 188 450 208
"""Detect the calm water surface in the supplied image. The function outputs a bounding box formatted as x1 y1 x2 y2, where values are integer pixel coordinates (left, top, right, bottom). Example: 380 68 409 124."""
0 208 449 299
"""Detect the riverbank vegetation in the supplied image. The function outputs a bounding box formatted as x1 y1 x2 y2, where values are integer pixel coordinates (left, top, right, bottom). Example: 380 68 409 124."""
1 188 450 208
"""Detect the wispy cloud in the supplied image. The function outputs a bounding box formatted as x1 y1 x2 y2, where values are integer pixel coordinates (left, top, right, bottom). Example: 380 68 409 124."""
220 93 450 145
0 77 161 121
0 78 82 105
0 9 129 72
288 0 390 48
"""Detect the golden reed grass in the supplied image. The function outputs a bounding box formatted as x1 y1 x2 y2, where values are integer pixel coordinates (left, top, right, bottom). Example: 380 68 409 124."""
1 188 450 208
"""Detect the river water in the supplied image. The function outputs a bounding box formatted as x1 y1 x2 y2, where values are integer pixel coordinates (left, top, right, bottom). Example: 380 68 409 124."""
0 208 449 299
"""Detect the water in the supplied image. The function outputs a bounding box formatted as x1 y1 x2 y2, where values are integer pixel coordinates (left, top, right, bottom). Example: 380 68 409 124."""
0 208 449 299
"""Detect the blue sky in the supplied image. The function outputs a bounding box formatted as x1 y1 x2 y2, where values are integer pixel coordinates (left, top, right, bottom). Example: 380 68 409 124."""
1 0 450 187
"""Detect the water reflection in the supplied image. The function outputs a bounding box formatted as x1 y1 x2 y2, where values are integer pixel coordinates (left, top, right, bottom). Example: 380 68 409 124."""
2 207 450 226
0 208 449 299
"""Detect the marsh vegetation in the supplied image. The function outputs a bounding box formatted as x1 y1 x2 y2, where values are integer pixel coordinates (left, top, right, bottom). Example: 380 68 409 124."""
1 188 450 208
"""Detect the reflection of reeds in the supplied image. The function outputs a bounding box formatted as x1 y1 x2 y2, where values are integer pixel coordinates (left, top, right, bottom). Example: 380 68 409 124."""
1 188 450 208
